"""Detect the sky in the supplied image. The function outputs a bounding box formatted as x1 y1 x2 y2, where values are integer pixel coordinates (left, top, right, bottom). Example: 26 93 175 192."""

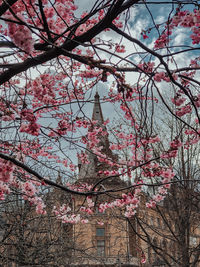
44 1 200 180
1 0 199 185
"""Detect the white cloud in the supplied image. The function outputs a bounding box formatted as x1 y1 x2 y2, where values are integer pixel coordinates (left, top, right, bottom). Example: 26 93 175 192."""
172 28 191 47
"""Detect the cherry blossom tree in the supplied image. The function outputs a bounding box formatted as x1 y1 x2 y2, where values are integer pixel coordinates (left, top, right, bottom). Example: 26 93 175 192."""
124 114 200 266
0 0 200 225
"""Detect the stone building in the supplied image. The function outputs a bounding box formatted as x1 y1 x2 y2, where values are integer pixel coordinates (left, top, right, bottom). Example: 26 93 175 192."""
72 92 139 266
71 92 200 267
0 93 200 266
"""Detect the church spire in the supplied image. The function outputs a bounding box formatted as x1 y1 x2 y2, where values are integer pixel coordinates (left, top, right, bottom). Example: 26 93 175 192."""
92 92 104 125
78 92 115 182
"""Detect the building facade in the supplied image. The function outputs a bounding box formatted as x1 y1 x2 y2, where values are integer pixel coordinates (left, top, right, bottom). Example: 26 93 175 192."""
71 92 200 267
72 92 139 266
0 93 200 266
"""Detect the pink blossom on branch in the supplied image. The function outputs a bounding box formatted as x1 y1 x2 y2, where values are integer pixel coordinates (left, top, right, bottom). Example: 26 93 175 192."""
115 44 126 53
0 160 14 183
0 0 199 229
176 105 192 117
4 14 34 54
20 122 41 136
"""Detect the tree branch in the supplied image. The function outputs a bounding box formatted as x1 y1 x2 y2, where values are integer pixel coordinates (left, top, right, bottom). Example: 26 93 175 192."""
0 0 139 85
0 0 18 16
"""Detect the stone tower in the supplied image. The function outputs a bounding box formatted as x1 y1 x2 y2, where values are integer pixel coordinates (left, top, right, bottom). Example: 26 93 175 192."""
72 92 139 266
78 91 117 183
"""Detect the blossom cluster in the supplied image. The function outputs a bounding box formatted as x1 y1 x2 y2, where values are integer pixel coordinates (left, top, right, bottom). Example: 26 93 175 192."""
154 9 200 48
138 62 155 73
4 14 34 54
98 187 141 218
0 159 14 183
53 204 89 224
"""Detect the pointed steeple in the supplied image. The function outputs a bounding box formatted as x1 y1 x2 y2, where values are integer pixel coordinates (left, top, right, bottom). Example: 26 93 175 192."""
92 92 104 125
78 92 116 182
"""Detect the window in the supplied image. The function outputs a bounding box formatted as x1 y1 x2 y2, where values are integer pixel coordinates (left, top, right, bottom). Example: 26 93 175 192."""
161 239 167 249
153 237 157 247
96 227 105 256
96 228 105 236
157 217 161 227
97 240 105 256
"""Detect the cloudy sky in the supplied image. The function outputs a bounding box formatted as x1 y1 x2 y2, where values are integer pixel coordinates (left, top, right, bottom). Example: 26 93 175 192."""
1 0 198 183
